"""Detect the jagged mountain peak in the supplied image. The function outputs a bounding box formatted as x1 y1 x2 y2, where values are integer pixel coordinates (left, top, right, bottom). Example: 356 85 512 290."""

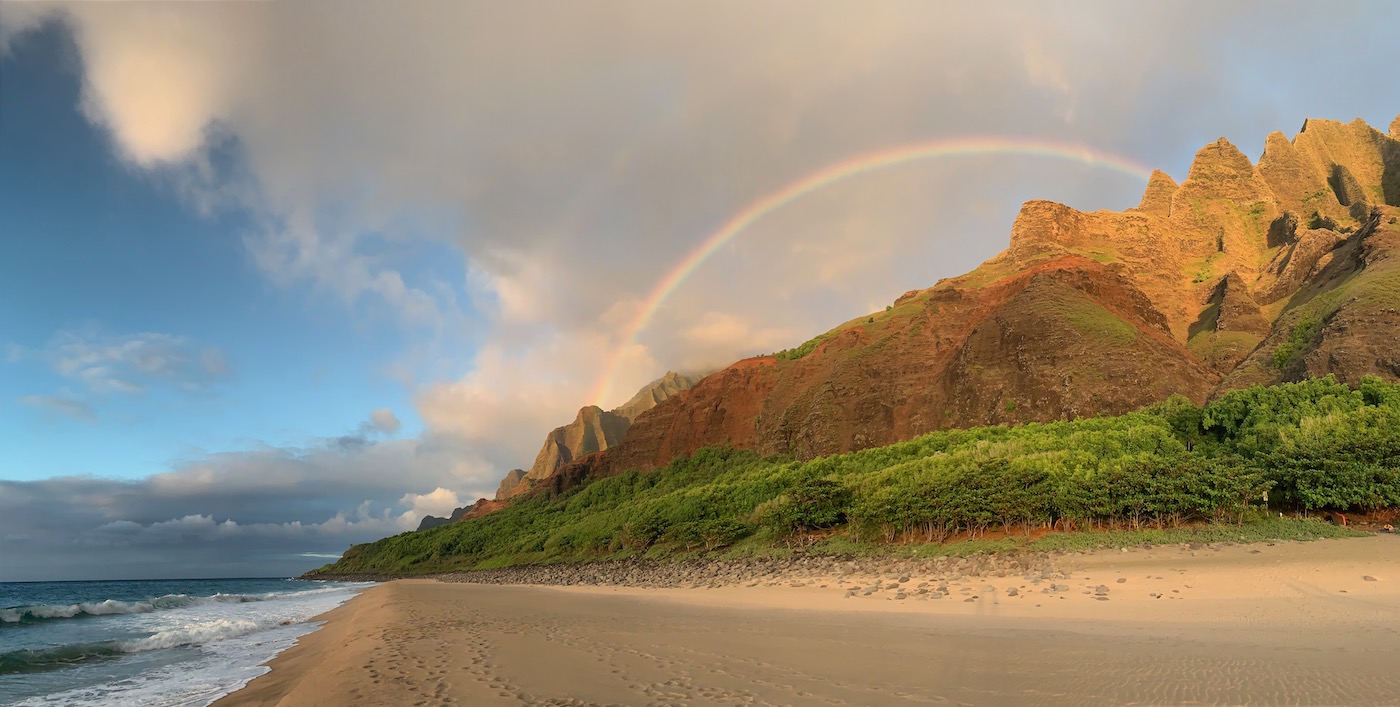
430 116 1399 516
495 469 527 499
1187 137 1254 182
478 370 701 504
1134 169 1178 214
526 116 1400 499
612 370 701 422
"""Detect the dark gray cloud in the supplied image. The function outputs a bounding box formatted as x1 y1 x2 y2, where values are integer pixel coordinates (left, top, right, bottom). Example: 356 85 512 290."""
329 408 405 452
0 431 493 580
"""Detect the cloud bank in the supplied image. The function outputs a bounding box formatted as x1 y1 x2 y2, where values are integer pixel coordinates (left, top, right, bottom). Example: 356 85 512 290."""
0 424 497 580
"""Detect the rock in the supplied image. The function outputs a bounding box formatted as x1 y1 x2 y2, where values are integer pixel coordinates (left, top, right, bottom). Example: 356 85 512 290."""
1134 169 1178 215
1006 587 1018 597
1116 578 1126 583
1364 576 1378 582
494 469 528 499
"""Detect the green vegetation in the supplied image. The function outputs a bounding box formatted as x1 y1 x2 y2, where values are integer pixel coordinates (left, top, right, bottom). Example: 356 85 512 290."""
1068 245 1122 265
1271 313 1324 368
1188 330 1264 370
1033 287 1137 346
772 332 830 361
320 377 1400 576
1189 252 1223 284
772 299 925 361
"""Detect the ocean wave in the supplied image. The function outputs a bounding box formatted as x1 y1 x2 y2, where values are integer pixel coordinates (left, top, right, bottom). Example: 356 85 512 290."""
122 618 262 652
0 595 196 625
0 585 353 625
0 641 126 675
1 616 266 675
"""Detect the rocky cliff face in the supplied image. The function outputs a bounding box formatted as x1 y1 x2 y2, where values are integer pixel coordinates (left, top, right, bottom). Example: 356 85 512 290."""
416 503 475 531
517 404 631 490
527 116 1400 495
496 371 700 500
612 370 700 422
416 373 700 528
495 469 527 499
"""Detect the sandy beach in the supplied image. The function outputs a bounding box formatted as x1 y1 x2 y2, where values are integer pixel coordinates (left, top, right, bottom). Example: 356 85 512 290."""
218 535 1400 706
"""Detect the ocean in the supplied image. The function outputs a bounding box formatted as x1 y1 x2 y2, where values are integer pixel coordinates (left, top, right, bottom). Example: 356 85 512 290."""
0 577 371 706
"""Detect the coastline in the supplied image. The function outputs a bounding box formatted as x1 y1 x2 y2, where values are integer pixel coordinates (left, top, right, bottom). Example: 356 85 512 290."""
221 534 1400 706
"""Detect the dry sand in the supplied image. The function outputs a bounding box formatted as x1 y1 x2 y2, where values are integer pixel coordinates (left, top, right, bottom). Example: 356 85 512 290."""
218 536 1400 706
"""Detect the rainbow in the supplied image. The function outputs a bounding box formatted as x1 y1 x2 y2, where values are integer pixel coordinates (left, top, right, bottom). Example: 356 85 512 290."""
590 137 1157 405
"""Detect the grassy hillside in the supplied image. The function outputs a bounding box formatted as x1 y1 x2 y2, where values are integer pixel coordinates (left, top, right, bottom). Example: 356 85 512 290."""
317 376 1398 576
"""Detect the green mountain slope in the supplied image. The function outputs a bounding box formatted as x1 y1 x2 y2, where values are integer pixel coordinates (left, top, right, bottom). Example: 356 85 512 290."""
315 376 1400 576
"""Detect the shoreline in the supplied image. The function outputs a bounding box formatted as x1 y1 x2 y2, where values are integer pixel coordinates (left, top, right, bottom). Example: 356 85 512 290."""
222 534 1400 706
303 516 1370 584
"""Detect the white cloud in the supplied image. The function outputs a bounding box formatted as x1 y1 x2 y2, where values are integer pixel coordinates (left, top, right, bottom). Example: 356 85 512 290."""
8 328 232 421
19 394 95 421
1019 36 1076 123
370 408 401 435
416 328 659 467
677 312 795 372
397 487 462 527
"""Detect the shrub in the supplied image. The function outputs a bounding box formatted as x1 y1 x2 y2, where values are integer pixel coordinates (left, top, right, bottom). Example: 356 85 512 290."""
620 514 668 551
315 377 1400 576
761 477 852 533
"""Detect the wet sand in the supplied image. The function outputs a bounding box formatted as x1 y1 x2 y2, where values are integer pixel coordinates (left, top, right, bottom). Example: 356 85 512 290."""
218 535 1400 706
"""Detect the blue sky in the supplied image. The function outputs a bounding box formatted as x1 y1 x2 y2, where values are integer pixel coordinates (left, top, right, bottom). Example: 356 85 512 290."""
1 1 1397 580
1 23 428 484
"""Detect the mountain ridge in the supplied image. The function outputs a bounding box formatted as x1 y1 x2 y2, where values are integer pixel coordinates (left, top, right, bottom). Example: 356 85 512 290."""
522 115 1399 497
416 371 701 530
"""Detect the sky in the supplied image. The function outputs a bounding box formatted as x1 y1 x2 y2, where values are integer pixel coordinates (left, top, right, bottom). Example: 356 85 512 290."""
1 0 1397 581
